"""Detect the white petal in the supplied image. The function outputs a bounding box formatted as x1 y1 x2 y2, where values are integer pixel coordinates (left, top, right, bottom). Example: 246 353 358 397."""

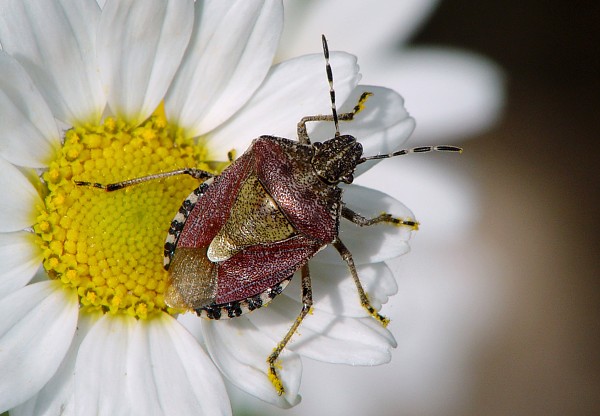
366 47 506 144
0 52 59 167
176 311 205 344
128 313 231 416
0 158 43 232
0 0 104 125
75 314 135 416
97 0 194 125
11 311 101 416
283 261 397 318
0 231 42 299
317 185 415 265
249 295 396 365
203 317 301 408
204 51 359 159
0 281 78 412
309 85 416 177
357 157 478 244
279 0 440 60
166 0 283 136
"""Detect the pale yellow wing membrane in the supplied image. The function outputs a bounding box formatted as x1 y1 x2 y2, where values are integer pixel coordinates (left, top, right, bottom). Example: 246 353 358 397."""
165 246 218 309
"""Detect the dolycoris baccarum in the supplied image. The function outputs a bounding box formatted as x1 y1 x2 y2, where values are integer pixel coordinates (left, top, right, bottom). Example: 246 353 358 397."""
76 35 461 395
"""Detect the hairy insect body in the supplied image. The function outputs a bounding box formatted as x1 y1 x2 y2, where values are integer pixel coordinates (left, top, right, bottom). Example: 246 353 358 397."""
75 35 462 396
164 136 340 317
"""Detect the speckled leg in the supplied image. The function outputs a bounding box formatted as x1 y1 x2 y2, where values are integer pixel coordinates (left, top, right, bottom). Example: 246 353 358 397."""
333 238 389 327
74 168 214 191
296 92 373 144
267 264 313 395
341 205 419 230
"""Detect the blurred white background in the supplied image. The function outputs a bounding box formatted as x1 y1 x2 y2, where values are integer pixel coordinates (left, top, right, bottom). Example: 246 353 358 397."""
233 1 599 415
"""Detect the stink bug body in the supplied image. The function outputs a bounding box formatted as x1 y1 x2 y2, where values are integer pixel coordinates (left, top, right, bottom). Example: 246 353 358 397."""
77 35 461 395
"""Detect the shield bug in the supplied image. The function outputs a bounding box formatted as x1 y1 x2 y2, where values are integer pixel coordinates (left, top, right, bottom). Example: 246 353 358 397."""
77 35 461 395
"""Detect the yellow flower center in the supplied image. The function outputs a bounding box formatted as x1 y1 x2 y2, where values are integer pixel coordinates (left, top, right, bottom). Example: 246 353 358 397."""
34 112 219 319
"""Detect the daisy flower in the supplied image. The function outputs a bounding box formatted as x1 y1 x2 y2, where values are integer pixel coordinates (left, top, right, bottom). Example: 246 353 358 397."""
280 0 505 146
230 2 506 415
0 0 419 414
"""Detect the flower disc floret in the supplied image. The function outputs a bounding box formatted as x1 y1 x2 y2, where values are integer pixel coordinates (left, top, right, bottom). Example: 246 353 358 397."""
34 114 213 319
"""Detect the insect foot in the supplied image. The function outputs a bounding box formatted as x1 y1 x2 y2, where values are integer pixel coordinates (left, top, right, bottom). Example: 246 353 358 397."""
268 362 285 396
76 35 461 400
341 206 420 230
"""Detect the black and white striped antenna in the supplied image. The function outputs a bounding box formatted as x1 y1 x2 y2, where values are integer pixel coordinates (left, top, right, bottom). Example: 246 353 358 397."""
322 35 340 137
321 35 463 160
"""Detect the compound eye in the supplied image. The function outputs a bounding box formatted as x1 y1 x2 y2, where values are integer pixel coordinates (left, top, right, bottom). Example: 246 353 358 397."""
341 134 356 144
312 142 323 149
342 174 354 184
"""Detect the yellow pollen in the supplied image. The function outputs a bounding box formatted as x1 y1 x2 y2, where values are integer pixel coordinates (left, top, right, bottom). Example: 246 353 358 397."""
34 113 218 319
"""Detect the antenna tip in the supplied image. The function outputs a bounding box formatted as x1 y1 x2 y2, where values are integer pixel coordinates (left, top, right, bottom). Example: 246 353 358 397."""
437 145 463 154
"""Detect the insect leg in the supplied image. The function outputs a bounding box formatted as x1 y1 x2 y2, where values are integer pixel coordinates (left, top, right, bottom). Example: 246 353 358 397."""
332 238 389 327
74 168 214 191
267 264 313 396
341 205 419 230
296 92 373 145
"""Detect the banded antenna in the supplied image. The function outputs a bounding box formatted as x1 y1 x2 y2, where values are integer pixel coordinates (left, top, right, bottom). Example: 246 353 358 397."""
359 145 463 163
322 35 340 137
320 35 463 161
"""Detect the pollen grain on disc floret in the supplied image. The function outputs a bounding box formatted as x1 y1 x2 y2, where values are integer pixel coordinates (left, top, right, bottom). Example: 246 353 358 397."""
33 113 213 319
